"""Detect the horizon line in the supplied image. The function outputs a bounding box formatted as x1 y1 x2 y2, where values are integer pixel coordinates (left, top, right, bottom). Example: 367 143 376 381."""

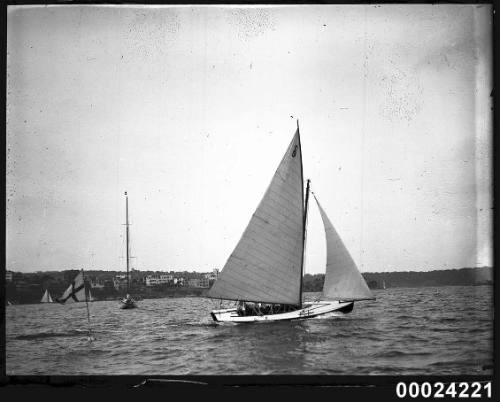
6 266 492 275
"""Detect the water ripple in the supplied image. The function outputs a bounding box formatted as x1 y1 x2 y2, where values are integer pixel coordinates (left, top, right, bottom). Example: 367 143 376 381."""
6 285 493 375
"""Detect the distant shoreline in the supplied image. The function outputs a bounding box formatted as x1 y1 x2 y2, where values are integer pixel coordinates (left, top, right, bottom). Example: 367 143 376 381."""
303 266 493 292
6 284 493 306
5 266 492 305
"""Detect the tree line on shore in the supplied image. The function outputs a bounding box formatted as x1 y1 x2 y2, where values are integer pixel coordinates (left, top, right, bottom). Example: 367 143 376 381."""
5 269 212 305
303 266 492 292
5 266 492 304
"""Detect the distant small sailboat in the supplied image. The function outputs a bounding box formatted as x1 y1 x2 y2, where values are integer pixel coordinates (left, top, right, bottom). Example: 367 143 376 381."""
88 289 96 302
57 270 87 304
120 191 137 310
383 280 386 290
57 269 93 340
40 289 54 303
207 122 375 323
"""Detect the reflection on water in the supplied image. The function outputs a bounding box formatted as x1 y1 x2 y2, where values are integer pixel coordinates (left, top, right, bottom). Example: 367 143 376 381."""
6 286 493 375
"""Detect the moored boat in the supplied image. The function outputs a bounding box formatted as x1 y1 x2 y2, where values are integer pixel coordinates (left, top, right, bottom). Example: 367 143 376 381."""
119 191 137 310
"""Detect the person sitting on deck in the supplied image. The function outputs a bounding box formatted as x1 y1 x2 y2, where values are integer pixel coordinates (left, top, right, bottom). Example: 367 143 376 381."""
237 301 245 316
245 302 255 316
261 304 271 315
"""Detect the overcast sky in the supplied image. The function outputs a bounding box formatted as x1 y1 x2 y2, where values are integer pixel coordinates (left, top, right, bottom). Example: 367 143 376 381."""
7 4 492 274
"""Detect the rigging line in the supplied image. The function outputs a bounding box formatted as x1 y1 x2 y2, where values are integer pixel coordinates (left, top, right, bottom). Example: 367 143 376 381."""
81 269 93 342
300 179 311 306
360 4 368 271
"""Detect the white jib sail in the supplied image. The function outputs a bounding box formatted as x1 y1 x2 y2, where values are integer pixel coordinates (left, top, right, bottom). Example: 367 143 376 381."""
58 271 87 303
208 129 305 305
41 289 52 303
314 195 375 301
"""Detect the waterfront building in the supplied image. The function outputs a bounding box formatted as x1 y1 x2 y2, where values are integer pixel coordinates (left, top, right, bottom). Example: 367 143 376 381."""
113 274 131 291
89 276 105 289
188 278 210 288
203 268 219 281
145 274 174 287
173 277 185 286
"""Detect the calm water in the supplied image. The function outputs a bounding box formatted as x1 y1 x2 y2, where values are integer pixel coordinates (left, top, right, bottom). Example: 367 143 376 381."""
6 286 493 376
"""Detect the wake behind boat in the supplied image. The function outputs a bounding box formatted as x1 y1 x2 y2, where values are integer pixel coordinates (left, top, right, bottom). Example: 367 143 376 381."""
207 122 375 323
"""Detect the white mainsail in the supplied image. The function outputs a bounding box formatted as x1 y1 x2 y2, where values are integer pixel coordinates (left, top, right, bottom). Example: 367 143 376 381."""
314 195 374 301
208 129 305 305
41 289 53 303
58 271 87 303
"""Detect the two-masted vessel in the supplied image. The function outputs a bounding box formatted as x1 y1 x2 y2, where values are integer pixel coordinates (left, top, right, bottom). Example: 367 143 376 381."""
120 191 137 309
207 122 375 323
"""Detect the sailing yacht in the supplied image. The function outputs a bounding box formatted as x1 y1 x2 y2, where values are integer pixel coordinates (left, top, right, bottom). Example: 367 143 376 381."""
88 289 96 302
57 270 87 303
207 122 375 323
56 270 94 340
40 289 53 303
120 191 137 309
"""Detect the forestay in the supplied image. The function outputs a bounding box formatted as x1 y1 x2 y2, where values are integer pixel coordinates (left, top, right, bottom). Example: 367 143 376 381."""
208 129 305 305
314 195 374 301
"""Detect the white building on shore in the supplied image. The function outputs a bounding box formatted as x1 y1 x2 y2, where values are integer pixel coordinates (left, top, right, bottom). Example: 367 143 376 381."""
203 268 219 281
188 278 210 288
145 274 174 287
113 274 131 290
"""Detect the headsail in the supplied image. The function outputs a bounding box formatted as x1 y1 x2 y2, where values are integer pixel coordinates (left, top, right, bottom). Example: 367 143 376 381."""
314 195 374 301
58 271 87 303
41 289 53 303
208 129 305 305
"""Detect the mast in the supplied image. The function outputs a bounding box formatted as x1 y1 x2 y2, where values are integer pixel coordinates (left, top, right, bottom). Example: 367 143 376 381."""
297 119 310 308
300 179 311 307
81 269 92 341
125 191 130 293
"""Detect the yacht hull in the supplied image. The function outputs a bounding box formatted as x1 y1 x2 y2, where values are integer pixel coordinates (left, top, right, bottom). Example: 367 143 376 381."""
210 300 354 323
120 299 137 309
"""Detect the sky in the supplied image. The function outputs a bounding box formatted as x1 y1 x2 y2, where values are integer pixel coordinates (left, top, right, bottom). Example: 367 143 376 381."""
6 4 492 274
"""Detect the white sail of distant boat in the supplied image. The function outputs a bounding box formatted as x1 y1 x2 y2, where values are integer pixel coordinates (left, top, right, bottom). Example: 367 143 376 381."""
40 289 54 303
88 289 95 302
383 280 386 290
208 122 375 323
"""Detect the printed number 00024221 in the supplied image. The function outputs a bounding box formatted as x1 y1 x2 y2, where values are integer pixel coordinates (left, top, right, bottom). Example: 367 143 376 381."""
395 382 492 398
